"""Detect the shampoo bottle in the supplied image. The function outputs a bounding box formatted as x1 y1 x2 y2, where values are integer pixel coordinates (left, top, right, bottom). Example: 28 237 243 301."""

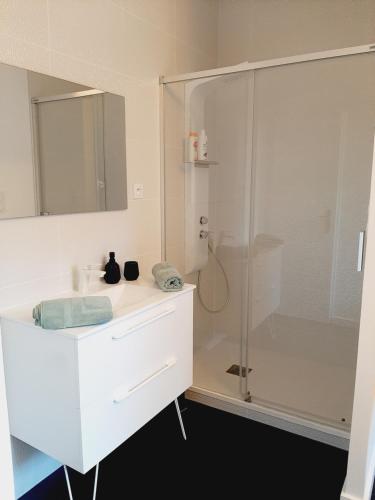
104 252 121 284
198 129 208 161
188 131 198 161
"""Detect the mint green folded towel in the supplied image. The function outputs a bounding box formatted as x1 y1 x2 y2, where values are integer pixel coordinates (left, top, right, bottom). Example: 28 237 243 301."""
32 296 113 330
152 262 184 291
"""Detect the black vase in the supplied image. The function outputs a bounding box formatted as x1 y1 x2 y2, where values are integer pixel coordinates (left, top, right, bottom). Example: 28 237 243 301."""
104 252 121 284
124 261 139 281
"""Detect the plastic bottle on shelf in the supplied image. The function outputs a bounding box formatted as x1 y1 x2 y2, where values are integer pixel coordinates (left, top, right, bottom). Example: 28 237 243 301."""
188 131 198 162
198 129 208 161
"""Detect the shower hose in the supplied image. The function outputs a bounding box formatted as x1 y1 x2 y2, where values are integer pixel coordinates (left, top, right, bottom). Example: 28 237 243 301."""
197 241 230 313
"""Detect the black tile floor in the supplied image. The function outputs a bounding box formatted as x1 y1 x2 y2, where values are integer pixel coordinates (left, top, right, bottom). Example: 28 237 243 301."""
21 398 349 500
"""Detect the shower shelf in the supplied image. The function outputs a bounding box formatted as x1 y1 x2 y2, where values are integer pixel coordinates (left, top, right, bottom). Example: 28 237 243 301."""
185 160 219 167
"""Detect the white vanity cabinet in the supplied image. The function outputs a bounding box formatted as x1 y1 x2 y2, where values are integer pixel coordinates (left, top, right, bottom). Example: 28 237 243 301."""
1 284 194 474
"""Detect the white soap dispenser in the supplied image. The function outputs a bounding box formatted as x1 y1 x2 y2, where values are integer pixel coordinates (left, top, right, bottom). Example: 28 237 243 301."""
198 129 208 161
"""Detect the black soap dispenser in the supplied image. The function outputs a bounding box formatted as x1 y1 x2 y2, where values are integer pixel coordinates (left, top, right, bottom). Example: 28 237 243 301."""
104 252 121 284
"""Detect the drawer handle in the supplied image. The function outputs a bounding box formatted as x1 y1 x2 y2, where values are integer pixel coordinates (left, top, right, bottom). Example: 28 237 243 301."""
112 306 176 340
113 358 177 403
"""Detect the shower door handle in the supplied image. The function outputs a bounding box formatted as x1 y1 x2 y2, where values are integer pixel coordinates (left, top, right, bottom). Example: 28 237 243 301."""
357 230 366 272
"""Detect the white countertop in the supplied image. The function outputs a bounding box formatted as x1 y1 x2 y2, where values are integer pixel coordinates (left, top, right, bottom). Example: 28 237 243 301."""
0 278 195 340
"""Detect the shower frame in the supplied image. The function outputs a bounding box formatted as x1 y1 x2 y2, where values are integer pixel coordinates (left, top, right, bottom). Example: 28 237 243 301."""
160 42 375 450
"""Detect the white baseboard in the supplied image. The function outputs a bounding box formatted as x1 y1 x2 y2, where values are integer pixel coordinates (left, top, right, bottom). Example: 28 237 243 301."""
340 493 361 500
340 487 362 500
186 387 350 450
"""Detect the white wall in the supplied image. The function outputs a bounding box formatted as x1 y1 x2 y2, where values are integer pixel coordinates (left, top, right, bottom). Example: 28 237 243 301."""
217 0 375 66
0 1 217 497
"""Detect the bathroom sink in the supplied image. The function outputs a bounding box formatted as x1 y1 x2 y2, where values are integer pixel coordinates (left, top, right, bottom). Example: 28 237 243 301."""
0 279 194 339
92 281 161 313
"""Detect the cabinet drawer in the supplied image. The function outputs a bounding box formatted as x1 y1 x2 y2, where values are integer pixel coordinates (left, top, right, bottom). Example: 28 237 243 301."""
79 343 192 472
77 293 192 409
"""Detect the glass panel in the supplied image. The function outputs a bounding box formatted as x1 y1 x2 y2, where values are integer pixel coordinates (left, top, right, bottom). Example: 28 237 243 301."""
248 53 375 428
164 72 253 398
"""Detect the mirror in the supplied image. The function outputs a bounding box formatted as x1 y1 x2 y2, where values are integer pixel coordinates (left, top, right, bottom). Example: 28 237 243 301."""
0 62 127 220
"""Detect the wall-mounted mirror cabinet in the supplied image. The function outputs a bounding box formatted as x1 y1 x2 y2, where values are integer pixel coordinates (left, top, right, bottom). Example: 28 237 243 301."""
0 62 127 220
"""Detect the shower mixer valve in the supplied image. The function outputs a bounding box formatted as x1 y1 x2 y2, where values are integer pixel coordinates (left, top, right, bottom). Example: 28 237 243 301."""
200 230 209 239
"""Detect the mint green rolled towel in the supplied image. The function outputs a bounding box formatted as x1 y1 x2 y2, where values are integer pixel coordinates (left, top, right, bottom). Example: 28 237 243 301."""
152 262 184 291
32 296 113 330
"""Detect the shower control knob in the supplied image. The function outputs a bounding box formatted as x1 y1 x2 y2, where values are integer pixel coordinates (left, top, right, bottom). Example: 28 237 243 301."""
200 216 208 225
200 230 209 239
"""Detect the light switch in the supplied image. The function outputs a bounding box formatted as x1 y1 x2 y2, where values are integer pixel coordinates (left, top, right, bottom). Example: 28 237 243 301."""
133 183 144 199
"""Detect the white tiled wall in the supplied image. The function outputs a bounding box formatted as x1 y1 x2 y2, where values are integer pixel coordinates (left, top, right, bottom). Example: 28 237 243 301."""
217 0 375 66
0 0 218 308
0 1 218 496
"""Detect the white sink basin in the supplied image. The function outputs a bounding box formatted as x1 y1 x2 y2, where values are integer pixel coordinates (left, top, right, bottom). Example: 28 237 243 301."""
92 282 160 312
0 279 194 339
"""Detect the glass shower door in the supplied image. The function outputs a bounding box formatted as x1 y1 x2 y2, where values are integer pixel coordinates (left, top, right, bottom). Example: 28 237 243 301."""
163 72 254 400
247 53 375 428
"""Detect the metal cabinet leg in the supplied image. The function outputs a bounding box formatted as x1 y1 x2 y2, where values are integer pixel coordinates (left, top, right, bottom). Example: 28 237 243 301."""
64 463 100 500
92 463 99 500
64 465 74 500
174 398 187 440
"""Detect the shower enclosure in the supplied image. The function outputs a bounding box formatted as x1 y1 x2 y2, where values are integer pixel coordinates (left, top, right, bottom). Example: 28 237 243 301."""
162 46 375 447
